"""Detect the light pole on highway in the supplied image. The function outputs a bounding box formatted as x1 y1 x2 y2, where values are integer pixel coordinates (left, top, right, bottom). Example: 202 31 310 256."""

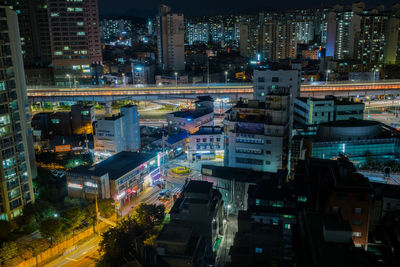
66 74 71 88
374 68 379 83
224 71 228 84
325 69 331 84
174 72 178 88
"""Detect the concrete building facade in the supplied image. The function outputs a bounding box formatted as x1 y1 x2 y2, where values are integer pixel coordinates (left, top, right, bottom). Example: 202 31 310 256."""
0 7 35 220
157 5 185 72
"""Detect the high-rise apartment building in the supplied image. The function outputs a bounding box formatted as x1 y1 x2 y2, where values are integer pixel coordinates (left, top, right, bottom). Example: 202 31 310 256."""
0 7 35 220
326 3 364 60
384 4 400 65
186 22 209 45
48 0 102 85
295 20 314 44
357 8 387 70
0 0 52 67
157 5 185 72
100 19 132 44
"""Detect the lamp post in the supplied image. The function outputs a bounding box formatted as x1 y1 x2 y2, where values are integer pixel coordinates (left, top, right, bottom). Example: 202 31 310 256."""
325 69 331 84
66 74 71 88
224 71 228 84
373 68 379 83
73 76 77 89
174 72 178 88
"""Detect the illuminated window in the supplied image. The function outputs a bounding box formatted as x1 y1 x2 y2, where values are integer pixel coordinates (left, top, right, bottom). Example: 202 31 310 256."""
77 32 85 36
0 115 10 125
50 13 59 17
75 7 83 11
3 158 15 169
54 51 63 55
77 22 84 26
63 46 70 50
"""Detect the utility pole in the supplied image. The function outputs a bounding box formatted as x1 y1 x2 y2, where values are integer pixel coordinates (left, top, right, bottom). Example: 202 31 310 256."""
131 62 135 85
207 57 210 87
95 196 99 234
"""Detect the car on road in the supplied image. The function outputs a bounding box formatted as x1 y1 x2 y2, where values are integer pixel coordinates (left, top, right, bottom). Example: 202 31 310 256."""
158 189 170 201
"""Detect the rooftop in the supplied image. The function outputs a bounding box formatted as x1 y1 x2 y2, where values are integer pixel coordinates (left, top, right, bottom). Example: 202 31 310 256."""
166 131 188 145
184 180 213 194
319 119 379 128
195 95 213 103
201 164 278 183
296 96 364 106
103 114 123 121
170 110 210 119
69 151 156 180
305 213 361 267
157 224 192 245
192 126 223 135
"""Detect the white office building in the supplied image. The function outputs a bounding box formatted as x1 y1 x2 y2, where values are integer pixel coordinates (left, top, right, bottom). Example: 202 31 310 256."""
224 92 290 173
253 68 300 101
294 96 365 127
187 126 224 161
94 105 140 161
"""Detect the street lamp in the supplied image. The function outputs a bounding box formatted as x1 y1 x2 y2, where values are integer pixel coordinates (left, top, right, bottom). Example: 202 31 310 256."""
325 69 331 84
174 72 178 88
224 71 228 84
374 68 379 83
66 74 71 88
227 204 231 218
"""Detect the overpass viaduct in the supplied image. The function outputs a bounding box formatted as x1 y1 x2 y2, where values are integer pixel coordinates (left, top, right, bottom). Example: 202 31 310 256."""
26 80 400 102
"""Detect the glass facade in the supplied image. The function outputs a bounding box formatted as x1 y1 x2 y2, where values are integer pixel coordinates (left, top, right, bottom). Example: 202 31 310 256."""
312 138 399 166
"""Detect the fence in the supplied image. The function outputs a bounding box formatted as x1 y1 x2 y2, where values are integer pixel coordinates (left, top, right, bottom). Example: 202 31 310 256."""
14 218 114 267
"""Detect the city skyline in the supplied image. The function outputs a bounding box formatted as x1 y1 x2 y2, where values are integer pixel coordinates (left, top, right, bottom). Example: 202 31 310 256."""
99 0 399 17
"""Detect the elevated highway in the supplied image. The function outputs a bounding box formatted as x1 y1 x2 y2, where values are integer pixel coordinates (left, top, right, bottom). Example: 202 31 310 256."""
26 80 400 102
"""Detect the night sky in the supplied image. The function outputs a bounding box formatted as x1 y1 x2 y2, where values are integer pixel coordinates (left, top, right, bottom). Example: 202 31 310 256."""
99 0 399 18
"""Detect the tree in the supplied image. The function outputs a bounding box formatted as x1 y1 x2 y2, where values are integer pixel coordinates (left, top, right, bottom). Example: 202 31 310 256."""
0 221 11 240
97 216 147 267
39 218 64 244
23 200 56 222
62 207 85 230
133 204 165 230
0 241 19 266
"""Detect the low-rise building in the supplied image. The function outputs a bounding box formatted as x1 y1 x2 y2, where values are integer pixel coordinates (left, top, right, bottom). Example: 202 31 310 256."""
67 151 161 205
155 224 204 267
301 213 365 267
308 120 400 166
188 126 224 161
167 96 214 134
156 181 224 266
294 96 364 127
50 112 72 136
71 105 95 135
94 105 140 161
224 93 290 172
229 174 296 266
200 164 288 215
295 157 373 248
